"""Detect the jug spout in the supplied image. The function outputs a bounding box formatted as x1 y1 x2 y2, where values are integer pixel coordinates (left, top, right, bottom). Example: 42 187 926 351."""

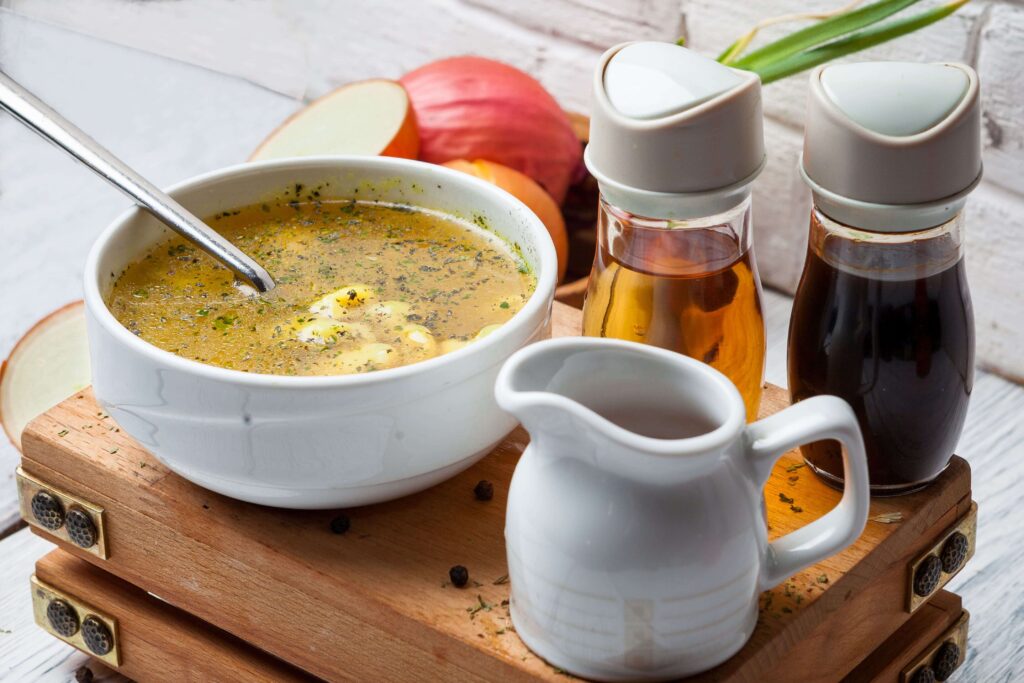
494 337 747 483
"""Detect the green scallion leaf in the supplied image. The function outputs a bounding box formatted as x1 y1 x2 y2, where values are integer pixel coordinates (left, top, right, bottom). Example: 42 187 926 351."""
731 0 921 70
753 0 970 84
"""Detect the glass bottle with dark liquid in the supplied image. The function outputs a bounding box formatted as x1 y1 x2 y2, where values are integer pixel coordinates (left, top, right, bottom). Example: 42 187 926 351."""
791 60 981 494
584 197 765 421
789 210 973 493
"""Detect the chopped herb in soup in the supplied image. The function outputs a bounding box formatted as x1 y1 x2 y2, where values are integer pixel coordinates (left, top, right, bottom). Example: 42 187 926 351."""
107 200 536 375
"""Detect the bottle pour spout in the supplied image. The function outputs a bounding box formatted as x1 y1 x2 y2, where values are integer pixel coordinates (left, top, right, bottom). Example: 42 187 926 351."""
585 41 766 220
801 61 982 231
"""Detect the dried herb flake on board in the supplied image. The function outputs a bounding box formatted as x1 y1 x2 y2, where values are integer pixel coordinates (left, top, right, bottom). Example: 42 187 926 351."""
870 512 904 524
778 492 795 504
466 594 492 618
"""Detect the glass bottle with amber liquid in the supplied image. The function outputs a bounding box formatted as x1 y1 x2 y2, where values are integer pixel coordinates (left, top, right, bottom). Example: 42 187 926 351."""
582 42 767 421
789 61 982 494
584 197 765 420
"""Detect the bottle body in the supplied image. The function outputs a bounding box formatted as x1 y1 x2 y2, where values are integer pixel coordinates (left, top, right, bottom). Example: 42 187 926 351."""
582 196 766 421
788 208 974 494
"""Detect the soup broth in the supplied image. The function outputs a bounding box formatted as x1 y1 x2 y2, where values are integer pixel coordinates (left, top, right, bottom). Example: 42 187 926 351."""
108 199 536 376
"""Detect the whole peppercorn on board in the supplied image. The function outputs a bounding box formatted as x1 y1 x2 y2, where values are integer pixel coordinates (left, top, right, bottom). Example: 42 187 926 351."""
19 302 975 682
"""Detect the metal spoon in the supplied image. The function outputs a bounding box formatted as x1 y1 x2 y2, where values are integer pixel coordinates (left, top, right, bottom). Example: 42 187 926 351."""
0 70 275 293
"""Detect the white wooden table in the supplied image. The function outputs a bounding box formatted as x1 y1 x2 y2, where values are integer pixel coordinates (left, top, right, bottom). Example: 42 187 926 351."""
1 11 1022 683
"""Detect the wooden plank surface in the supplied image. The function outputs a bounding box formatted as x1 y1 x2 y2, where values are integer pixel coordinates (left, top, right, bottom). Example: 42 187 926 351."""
16 302 971 682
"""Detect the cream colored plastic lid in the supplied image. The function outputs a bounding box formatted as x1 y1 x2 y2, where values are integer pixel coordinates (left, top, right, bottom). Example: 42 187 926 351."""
585 42 765 219
801 61 982 232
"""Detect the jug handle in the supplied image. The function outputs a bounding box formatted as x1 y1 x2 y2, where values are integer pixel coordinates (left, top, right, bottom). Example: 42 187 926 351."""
743 395 870 590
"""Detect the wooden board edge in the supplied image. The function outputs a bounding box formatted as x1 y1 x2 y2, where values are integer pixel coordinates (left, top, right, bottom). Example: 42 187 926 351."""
843 591 964 682
34 549 316 682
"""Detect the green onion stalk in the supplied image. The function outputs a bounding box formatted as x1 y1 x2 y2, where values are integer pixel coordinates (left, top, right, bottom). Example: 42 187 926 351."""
682 0 972 84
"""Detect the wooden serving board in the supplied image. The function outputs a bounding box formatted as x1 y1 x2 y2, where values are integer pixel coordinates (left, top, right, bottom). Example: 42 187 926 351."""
19 302 974 682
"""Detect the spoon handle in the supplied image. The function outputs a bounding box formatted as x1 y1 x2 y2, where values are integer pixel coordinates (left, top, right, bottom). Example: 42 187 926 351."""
0 70 275 293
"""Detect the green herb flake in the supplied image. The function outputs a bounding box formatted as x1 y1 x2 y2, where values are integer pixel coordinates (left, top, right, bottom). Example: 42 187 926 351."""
785 463 805 473
778 492 795 504
816 574 829 584
213 314 238 331
56 429 69 438
499 301 510 309
466 594 493 619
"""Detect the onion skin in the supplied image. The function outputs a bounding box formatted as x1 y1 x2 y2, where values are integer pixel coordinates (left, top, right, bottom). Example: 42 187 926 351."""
443 159 569 282
401 57 581 204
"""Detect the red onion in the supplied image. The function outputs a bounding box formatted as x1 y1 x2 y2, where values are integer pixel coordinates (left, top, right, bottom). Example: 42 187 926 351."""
401 56 582 204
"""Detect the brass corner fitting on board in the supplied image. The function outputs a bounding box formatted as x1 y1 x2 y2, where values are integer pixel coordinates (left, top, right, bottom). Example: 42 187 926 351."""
907 502 977 613
16 467 108 559
30 575 121 667
901 610 969 682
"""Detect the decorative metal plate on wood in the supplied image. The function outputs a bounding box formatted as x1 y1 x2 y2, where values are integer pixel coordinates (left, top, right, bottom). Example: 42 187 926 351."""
907 503 977 612
17 467 108 559
30 574 121 666
900 610 969 682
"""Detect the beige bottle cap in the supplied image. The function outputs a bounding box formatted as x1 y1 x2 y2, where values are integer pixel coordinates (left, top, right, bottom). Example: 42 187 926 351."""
801 61 982 232
585 42 765 219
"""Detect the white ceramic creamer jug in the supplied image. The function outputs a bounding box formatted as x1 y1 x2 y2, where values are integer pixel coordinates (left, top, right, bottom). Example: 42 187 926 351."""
495 337 870 681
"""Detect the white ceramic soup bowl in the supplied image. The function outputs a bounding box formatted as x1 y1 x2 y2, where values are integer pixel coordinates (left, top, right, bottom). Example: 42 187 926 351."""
84 156 557 509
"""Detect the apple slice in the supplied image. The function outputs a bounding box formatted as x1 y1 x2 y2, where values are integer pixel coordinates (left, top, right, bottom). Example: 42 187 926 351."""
250 79 419 161
0 301 91 451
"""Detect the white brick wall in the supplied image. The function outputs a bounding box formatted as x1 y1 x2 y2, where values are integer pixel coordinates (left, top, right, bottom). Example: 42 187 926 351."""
2 0 1022 380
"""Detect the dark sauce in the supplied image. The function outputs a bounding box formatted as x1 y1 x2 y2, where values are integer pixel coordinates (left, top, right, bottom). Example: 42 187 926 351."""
788 247 974 492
